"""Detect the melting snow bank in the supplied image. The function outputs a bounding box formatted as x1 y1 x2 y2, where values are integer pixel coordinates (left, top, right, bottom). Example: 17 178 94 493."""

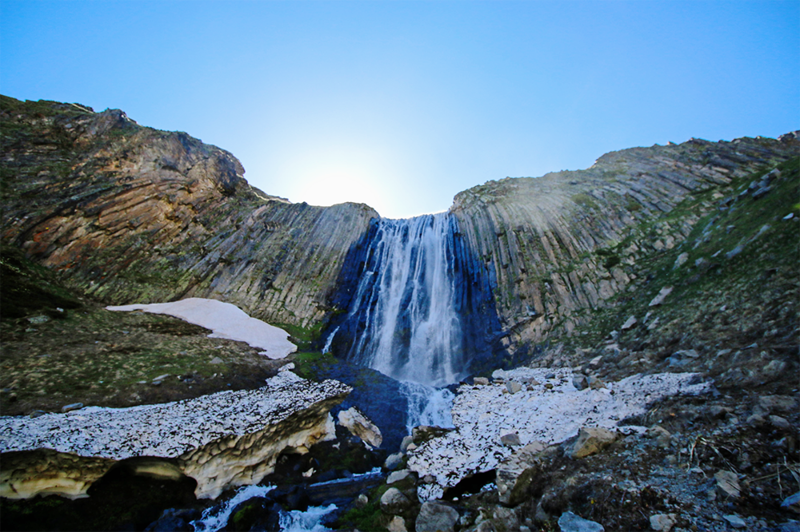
0 368 350 499
106 297 297 359
408 368 711 501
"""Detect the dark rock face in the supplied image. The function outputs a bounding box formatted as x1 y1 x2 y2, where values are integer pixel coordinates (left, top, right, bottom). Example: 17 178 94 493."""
0 95 378 329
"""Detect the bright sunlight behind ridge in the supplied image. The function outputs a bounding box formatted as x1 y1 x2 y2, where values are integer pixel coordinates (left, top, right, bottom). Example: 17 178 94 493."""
1 1 798 218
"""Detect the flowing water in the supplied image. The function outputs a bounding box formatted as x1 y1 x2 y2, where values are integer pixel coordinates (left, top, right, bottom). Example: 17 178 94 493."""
192 484 275 532
278 504 338 532
326 213 468 431
338 213 465 387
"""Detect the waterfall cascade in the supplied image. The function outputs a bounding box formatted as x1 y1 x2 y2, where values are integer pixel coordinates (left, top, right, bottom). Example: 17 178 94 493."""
337 213 466 387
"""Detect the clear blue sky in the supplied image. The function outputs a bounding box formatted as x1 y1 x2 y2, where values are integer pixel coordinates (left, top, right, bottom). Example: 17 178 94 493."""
2 1 798 218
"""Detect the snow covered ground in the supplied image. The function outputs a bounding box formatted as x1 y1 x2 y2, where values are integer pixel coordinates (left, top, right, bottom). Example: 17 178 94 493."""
0 367 348 460
107 298 296 359
408 368 711 501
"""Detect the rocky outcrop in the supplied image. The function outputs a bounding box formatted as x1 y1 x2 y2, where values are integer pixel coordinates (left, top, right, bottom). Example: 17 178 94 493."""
0 368 350 499
451 135 800 348
0 96 377 329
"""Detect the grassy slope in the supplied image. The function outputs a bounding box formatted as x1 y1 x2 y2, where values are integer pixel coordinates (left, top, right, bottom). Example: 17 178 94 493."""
549 156 799 393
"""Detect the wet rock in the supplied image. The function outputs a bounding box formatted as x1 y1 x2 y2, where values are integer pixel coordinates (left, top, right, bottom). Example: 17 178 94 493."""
782 491 800 514
714 470 740 499
380 487 411 513
558 511 604 532
338 407 382 448
416 501 459 532
778 520 800 532
649 513 677 532
569 427 618 458
385 515 406 532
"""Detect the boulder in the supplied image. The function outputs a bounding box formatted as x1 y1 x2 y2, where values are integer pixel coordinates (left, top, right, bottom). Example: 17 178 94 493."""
496 441 547 506
380 487 411 513
621 316 637 330
714 470 740 499
338 407 383 448
385 453 404 471
473 377 490 386
506 381 522 394
723 514 747 529
61 403 84 413
649 513 677 532
569 427 618 459
557 511 604 532
387 469 413 485
400 435 414 452
648 286 673 307
412 426 452 446
758 395 797 414
781 491 800 514
388 515 408 532
500 433 521 446
416 501 459 532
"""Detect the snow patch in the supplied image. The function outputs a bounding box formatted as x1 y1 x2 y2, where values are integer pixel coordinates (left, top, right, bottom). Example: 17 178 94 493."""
408 368 710 501
107 297 296 359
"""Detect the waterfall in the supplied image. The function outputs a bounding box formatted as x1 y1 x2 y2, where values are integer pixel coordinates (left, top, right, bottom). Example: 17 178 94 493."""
339 213 465 387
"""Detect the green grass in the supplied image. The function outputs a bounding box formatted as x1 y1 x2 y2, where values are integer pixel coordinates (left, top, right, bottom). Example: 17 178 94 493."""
564 156 800 350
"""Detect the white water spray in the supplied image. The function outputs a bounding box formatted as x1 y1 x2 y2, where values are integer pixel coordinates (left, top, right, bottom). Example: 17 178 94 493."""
343 214 465 387
192 484 275 532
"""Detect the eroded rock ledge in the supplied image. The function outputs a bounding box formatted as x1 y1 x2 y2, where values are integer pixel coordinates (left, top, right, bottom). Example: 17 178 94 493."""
0 367 350 499
407 368 711 501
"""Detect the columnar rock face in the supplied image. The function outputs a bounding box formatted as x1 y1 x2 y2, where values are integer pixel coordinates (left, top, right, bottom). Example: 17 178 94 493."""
2 96 799 356
0 96 378 328
451 135 800 347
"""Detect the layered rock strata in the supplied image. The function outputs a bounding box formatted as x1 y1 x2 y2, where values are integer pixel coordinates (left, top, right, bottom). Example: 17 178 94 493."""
407 368 710 501
0 96 378 328
451 134 800 348
0 368 350 499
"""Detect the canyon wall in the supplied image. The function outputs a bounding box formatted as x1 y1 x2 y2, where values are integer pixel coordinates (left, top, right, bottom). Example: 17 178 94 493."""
0 96 378 329
2 96 798 357
451 134 800 353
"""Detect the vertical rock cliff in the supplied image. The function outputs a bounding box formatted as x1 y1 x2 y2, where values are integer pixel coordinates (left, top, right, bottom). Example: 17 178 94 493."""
0 96 378 329
451 135 800 353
